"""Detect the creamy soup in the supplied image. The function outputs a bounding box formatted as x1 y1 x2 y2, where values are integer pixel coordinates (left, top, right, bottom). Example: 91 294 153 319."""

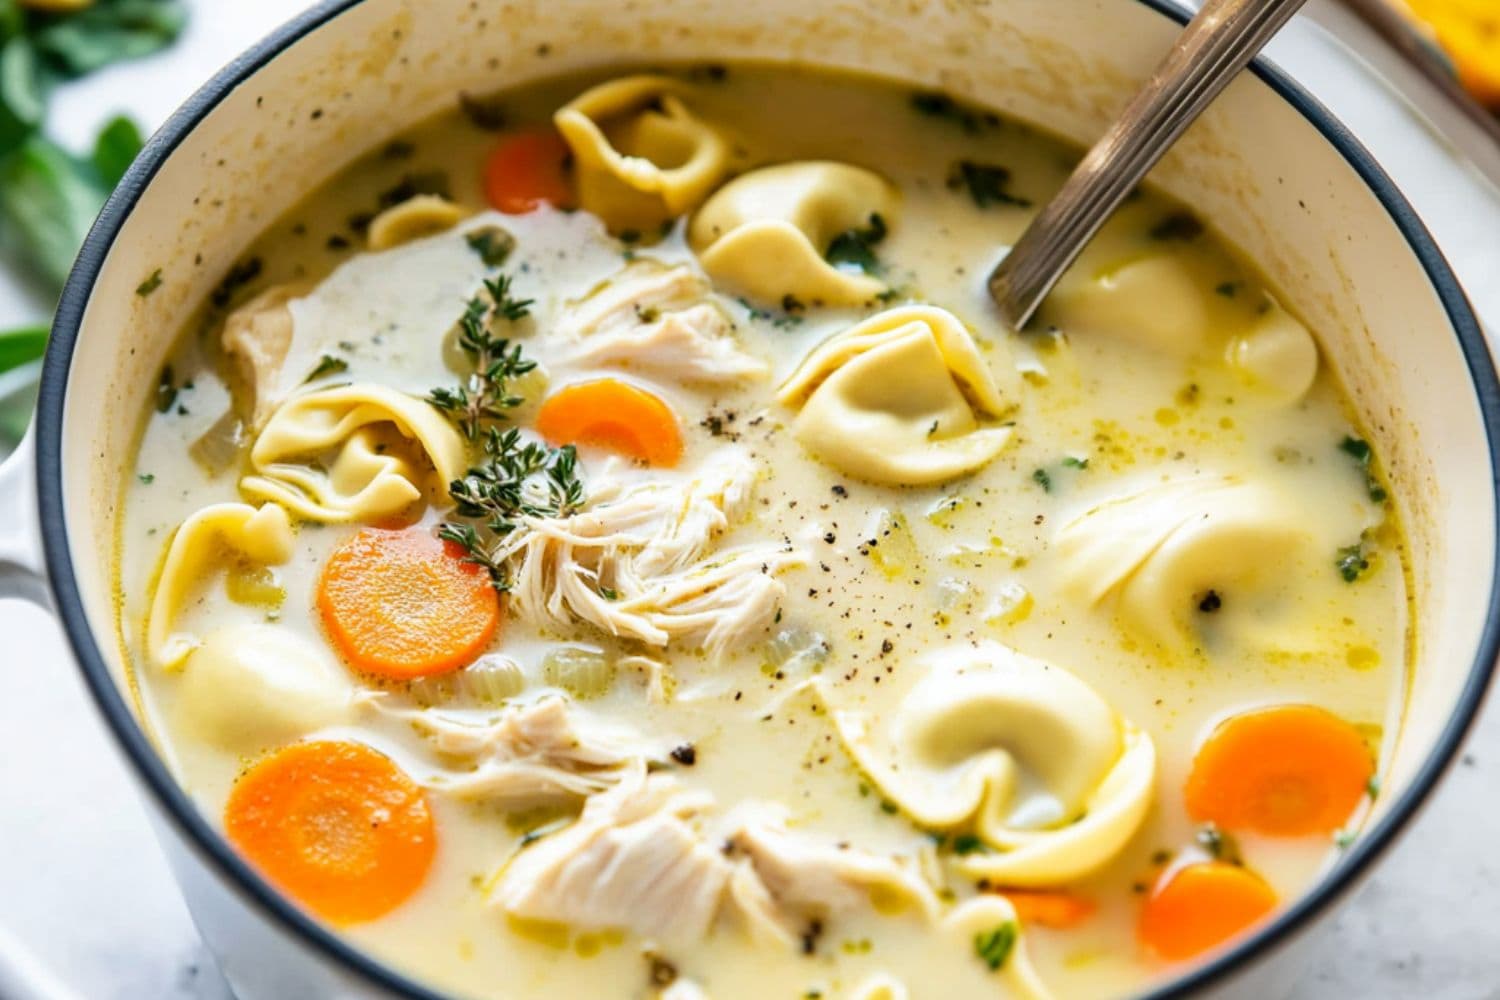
119 65 1404 1000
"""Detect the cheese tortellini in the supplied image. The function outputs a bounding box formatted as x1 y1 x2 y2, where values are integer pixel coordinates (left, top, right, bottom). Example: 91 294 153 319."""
776 305 1014 485
1226 297 1319 403
146 503 294 670
688 161 898 307
1055 475 1309 647
827 644 1155 887
240 383 466 523
555 75 731 234
175 624 353 753
1045 254 1210 355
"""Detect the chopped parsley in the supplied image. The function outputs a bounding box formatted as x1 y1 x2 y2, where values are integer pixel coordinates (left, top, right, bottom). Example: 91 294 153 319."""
951 833 985 856
825 213 888 273
974 922 1018 971
910 90 999 133
1032 468 1052 492
303 354 349 384
155 365 178 414
948 161 1032 209
457 91 508 130
1338 435 1388 503
135 268 163 297
137 473 154 485
1366 774 1381 800
377 172 450 210
1062 455 1089 469
210 256 263 309
1337 538 1372 583
465 227 516 268
1149 212 1204 241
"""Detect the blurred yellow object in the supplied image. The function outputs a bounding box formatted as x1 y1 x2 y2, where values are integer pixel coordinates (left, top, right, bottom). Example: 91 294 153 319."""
1400 0 1500 107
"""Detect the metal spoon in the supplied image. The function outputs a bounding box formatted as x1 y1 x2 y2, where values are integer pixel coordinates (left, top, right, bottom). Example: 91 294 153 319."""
988 0 1311 329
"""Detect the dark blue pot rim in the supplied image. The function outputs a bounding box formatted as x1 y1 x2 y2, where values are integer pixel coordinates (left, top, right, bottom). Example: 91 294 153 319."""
35 1 1500 997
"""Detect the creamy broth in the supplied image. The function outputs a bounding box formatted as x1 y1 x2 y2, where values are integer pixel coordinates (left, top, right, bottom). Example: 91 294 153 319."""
119 66 1403 1000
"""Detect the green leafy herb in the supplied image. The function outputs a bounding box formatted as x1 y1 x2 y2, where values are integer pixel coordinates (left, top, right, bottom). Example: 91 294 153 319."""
973 922 1018 971
1338 435 1387 503
428 275 535 440
951 833 985 856
948 160 1031 209
1149 211 1204 241
303 354 349 384
134 267 162 297
1334 829 1357 850
910 90 998 133
210 256 262 309
1366 774 1381 800
439 429 585 590
154 364 176 413
456 90 507 131
0 133 107 287
137 472 153 484
30 0 188 77
465 226 515 268
825 212 887 273
0 323 46 373
1031 468 1052 492
1062 455 1088 469
376 171 450 209
1336 538 1372 583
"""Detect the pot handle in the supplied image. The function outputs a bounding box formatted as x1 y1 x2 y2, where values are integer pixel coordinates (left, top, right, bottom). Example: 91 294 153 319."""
0 429 50 608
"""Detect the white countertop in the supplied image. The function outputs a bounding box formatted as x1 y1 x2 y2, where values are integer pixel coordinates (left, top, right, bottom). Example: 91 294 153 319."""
0 2 1496 997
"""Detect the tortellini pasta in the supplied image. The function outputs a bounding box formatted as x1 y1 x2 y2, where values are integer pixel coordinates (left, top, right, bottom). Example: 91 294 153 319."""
1055 475 1309 647
175 624 353 752
688 161 898 306
366 194 467 251
826 644 1155 887
555 75 731 233
146 503 294 670
776 305 1014 485
1045 254 1210 355
1226 298 1319 402
239 383 466 523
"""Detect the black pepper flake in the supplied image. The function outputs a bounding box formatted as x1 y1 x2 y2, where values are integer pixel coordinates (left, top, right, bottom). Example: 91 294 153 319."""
800 919 824 956
881 639 894 654
669 744 697 766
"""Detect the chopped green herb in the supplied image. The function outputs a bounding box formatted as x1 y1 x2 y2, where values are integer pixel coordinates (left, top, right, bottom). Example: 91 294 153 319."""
135 267 162 297
599 586 619 601
973 922 1018 971
1338 435 1387 503
1032 468 1052 492
376 171 450 209
1149 212 1204 241
1061 455 1089 469
210 256 262 309
465 226 516 268
1366 774 1381 800
1334 829 1357 850
948 160 1031 209
154 364 177 413
825 212 888 273
1337 539 1372 583
878 800 898 815
910 90 998 133
951 833 985 856
428 274 536 440
137 472 154 484
457 90 507 131
303 354 349 384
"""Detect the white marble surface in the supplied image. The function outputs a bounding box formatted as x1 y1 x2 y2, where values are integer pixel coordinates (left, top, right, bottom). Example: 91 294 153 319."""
0 2 1497 998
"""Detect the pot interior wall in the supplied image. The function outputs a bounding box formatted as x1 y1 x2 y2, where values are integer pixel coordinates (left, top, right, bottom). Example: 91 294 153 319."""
62 0 1491 930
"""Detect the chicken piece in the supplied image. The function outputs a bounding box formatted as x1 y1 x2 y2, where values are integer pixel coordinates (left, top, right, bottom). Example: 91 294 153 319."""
560 261 768 385
500 448 803 658
725 809 940 926
220 283 307 426
492 764 730 943
362 694 655 806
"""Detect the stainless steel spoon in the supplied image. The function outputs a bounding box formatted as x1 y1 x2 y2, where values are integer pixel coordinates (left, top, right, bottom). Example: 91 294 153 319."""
988 0 1311 329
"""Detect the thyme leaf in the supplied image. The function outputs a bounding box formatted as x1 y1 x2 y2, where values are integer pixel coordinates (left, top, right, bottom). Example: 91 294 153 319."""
427 274 536 441
974 922 1017 971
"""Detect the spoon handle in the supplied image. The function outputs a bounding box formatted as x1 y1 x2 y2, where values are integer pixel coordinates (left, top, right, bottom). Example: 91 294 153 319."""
988 0 1310 329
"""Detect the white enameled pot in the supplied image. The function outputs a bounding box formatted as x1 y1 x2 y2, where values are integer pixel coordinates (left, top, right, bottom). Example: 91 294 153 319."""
0 0 1493 997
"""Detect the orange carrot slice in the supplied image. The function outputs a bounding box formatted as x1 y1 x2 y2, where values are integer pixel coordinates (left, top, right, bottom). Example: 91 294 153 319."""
1001 889 1097 930
317 527 500 679
536 379 683 467
1185 704 1373 837
1139 861 1276 961
483 127 573 214
225 740 436 925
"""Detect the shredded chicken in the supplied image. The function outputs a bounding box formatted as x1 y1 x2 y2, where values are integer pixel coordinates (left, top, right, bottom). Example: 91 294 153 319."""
491 765 940 948
493 764 731 944
559 261 768 384
220 282 306 426
362 694 655 806
499 448 803 658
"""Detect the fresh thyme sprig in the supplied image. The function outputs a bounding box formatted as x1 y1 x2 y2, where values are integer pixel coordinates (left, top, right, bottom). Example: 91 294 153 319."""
428 276 586 591
428 275 536 440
